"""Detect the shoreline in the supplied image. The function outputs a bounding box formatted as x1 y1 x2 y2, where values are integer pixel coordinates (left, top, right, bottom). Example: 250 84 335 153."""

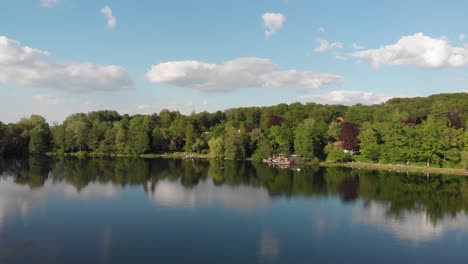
46 152 468 176
319 161 468 176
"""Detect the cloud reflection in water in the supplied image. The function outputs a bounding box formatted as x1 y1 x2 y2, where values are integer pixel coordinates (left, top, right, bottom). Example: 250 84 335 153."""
0 177 123 230
353 201 468 244
147 179 271 210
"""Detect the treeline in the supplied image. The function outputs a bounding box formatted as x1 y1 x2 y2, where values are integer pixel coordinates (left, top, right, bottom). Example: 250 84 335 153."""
1 93 467 168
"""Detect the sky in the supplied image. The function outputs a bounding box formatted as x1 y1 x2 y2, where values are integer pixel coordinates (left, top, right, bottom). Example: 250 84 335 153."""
1 0 468 123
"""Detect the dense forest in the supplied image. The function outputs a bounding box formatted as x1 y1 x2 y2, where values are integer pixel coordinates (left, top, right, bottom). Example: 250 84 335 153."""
1 93 467 168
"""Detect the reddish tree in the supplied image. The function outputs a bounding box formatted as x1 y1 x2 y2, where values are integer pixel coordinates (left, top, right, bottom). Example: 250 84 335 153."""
267 115 283 128
446 111 463 129
339 122 360 151
401 117 417 126
245 123 259 132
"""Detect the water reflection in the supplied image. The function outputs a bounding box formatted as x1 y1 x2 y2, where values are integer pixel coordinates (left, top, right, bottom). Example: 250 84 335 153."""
1 157 468 246
354 201 468 244
99 226 112 263
0 177 122 231
258 230 280 264
148 179 271 209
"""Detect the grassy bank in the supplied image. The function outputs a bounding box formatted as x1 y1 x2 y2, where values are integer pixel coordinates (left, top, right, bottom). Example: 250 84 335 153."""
320 161 468 176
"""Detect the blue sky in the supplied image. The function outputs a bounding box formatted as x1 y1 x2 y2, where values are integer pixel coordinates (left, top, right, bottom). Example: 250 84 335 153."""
1 0 468 123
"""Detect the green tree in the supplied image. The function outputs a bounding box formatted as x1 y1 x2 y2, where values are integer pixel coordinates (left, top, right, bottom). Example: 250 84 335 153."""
269 123 293 154
223 123 243 159
208 137 224 158
327 121 342 142
420 115 445 167
294 118 327 158
184 124 196 152
29 126 49 155
358 123 380 162
325 143 353 162
114 122 128 154
65 120 89 152
99 128 116 153
252 138 272 161
462 150 468 169
127 115 150 155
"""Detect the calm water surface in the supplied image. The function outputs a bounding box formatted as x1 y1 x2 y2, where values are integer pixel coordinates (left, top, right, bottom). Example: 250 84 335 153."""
0 158 467 263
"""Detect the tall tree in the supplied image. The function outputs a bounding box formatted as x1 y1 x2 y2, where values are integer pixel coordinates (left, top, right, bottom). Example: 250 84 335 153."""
29 126 49 155
358 123 380 162
208 137 224 158
127 115 150 155
223 123 243 159
420 115 445 167
339 122 360 151
294 118 327 158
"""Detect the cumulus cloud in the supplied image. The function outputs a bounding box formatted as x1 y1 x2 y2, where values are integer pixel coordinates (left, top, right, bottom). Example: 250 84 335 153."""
352 32 468 69
299 90 393 105
101 5 117 29
145 57 342 92
262 13 285 38
314 38 344 53
40 0 59 8
459 33 466 40
0 36 131 92
0 36 49 64
352 42 364 50
33 94 61 105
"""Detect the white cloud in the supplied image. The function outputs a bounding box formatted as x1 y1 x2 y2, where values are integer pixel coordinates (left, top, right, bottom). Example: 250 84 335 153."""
145 57 342 92
33 94 61 105
101 5 117 29
262 13 285 38
352 32 468 69
137 101 197 115
40 0 59 8
137 100 210 115
352 42 364 50
299 90 393 105
459 33 466 40
0 36 131 92
314 38 344 53
319 26 325 33
0 36 49 64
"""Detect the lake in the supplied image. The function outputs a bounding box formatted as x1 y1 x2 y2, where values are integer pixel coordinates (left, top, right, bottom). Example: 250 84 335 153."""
0 158 467 263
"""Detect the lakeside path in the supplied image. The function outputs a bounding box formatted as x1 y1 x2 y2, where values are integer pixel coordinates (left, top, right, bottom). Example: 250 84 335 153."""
320 162 468 176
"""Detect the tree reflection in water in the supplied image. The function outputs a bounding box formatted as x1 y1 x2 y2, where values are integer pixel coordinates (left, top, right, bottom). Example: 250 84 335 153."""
1 157 468 225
